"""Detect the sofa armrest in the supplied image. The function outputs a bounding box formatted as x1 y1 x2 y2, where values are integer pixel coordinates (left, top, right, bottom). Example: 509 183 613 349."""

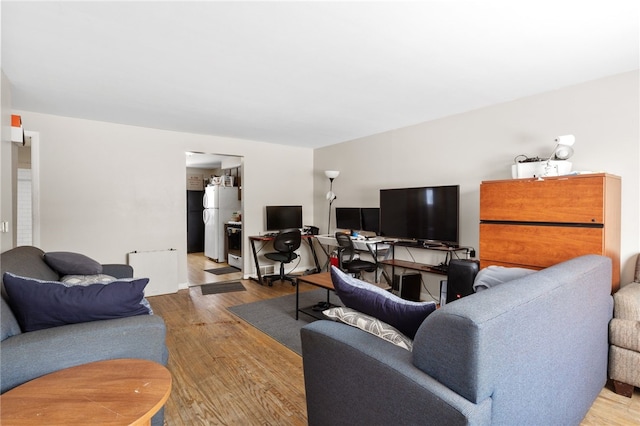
301 320 491 426
0 315 168 393
102 264 134 279
613 282 640 321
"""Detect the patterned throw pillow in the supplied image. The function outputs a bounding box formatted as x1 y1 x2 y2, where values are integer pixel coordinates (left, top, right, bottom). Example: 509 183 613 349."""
61 274 117 285
324 306 413 351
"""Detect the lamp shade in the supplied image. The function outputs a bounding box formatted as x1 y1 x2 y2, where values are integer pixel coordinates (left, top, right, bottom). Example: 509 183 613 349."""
552 134 576 160
324 170 340 179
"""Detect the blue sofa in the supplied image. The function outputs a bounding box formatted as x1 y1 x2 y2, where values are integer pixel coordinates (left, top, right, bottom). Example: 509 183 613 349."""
301 255 613 425
1 246 169 426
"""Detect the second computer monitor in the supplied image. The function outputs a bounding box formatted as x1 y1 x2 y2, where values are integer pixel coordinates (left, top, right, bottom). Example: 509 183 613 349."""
360 207 380 234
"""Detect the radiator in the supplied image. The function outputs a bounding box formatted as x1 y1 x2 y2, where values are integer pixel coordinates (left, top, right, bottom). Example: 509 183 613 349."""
127 249 178 296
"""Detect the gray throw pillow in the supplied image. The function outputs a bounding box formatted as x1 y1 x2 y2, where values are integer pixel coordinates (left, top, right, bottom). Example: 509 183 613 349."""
473 266 536 292
44 251 103 275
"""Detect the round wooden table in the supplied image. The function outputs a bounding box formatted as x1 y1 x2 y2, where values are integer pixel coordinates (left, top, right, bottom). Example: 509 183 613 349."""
0 358 172 425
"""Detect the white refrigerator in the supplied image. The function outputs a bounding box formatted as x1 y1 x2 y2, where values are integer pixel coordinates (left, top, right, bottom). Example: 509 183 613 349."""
203 185 241 262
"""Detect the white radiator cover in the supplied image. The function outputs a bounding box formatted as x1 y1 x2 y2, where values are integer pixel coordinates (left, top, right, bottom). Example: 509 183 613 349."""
127 249 178 296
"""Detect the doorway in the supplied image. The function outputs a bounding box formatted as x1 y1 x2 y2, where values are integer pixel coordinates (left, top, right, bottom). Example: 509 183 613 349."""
185 152 243 286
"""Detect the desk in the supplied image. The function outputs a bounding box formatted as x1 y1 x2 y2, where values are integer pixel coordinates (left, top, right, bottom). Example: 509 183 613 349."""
315 234 391 283
0 358 171 425
249 234 321 284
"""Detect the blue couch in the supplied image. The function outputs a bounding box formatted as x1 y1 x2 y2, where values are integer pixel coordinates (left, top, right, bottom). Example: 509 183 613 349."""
1 246 169 426
301 255 613 425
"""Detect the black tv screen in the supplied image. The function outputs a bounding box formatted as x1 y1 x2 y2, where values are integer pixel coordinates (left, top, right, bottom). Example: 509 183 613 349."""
360 208 380 234
335 208 362 231
265 205 303 231
379 185 459 244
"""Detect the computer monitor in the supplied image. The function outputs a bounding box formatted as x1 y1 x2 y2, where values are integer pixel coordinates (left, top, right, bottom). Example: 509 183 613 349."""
360 207 380 234
265 205 303 231
335 207 362 231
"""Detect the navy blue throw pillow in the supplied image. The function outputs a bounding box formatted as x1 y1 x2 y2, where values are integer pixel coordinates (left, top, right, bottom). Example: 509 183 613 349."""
330 266 436 339
3 272 150 332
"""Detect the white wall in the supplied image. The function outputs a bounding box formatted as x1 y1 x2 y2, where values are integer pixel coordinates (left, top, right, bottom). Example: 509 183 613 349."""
1 71 14 252
315 71 640 296
12 111 315 289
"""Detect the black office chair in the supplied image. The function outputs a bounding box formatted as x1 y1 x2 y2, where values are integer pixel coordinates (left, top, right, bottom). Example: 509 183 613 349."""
263 228 302 286
335 232 376 279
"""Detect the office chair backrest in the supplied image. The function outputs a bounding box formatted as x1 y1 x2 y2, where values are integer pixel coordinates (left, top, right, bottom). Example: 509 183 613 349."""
274 228 302 260
335 232 356 264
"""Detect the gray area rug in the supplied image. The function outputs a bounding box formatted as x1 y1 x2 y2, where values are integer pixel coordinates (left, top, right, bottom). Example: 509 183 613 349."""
205 266 241 275
200 281 246 295
228 289 342 355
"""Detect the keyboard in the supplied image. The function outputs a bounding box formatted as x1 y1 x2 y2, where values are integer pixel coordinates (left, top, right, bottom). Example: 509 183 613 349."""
430 263 449 273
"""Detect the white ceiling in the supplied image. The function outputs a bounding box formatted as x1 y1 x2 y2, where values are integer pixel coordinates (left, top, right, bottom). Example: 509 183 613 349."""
2 1 639 149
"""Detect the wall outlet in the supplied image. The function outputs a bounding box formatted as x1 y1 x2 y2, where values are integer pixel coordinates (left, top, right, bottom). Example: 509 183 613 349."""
259 265 274 275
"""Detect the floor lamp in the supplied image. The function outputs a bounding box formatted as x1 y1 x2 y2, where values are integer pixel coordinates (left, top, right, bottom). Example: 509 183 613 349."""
325 170 339 234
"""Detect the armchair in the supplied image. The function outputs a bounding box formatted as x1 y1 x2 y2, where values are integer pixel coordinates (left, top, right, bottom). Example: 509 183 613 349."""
609 254 640 397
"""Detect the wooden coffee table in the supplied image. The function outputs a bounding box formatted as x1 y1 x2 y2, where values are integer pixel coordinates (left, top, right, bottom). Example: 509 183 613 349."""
0 358 172 425
296 272 336 320
296 272 391 320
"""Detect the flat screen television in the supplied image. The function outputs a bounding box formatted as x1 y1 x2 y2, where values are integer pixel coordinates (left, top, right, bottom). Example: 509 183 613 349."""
335 207 362 231
379 185 459 245
265 205 303 231
360 207 380 234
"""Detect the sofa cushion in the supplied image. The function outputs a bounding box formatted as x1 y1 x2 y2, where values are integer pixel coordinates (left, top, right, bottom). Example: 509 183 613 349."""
43 252 103 276
3 273 151 332
323 306 413 351
472 265 536 292
330 266 436 339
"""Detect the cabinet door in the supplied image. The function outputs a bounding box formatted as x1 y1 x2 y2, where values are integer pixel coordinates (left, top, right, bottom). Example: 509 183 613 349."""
480 175 606 224
479 223 604 269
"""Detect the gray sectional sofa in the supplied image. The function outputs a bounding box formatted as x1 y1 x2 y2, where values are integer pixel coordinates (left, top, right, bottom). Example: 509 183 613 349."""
301 254 613 425
1 246 169 426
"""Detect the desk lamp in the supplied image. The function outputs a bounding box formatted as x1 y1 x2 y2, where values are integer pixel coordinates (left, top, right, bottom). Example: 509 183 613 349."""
543 134 575 176
325 170 340 233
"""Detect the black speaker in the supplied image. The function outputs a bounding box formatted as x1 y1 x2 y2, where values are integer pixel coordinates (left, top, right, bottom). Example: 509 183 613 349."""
393 273 421 302
445 259 479 304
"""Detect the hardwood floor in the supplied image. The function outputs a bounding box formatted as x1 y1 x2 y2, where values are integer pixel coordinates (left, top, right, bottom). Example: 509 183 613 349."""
147 253 640 425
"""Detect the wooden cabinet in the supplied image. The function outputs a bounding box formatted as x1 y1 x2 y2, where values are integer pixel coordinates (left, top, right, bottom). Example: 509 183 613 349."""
479 173 621 292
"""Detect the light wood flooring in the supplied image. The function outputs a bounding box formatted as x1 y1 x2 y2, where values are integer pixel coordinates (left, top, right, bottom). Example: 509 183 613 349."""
146 253 640 425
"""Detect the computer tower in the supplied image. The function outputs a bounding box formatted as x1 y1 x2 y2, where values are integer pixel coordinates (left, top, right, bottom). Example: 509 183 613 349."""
393 273 421 302
445 259 479 304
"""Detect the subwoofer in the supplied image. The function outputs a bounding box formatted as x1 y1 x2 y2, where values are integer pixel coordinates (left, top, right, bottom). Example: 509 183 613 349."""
393 273 421 302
